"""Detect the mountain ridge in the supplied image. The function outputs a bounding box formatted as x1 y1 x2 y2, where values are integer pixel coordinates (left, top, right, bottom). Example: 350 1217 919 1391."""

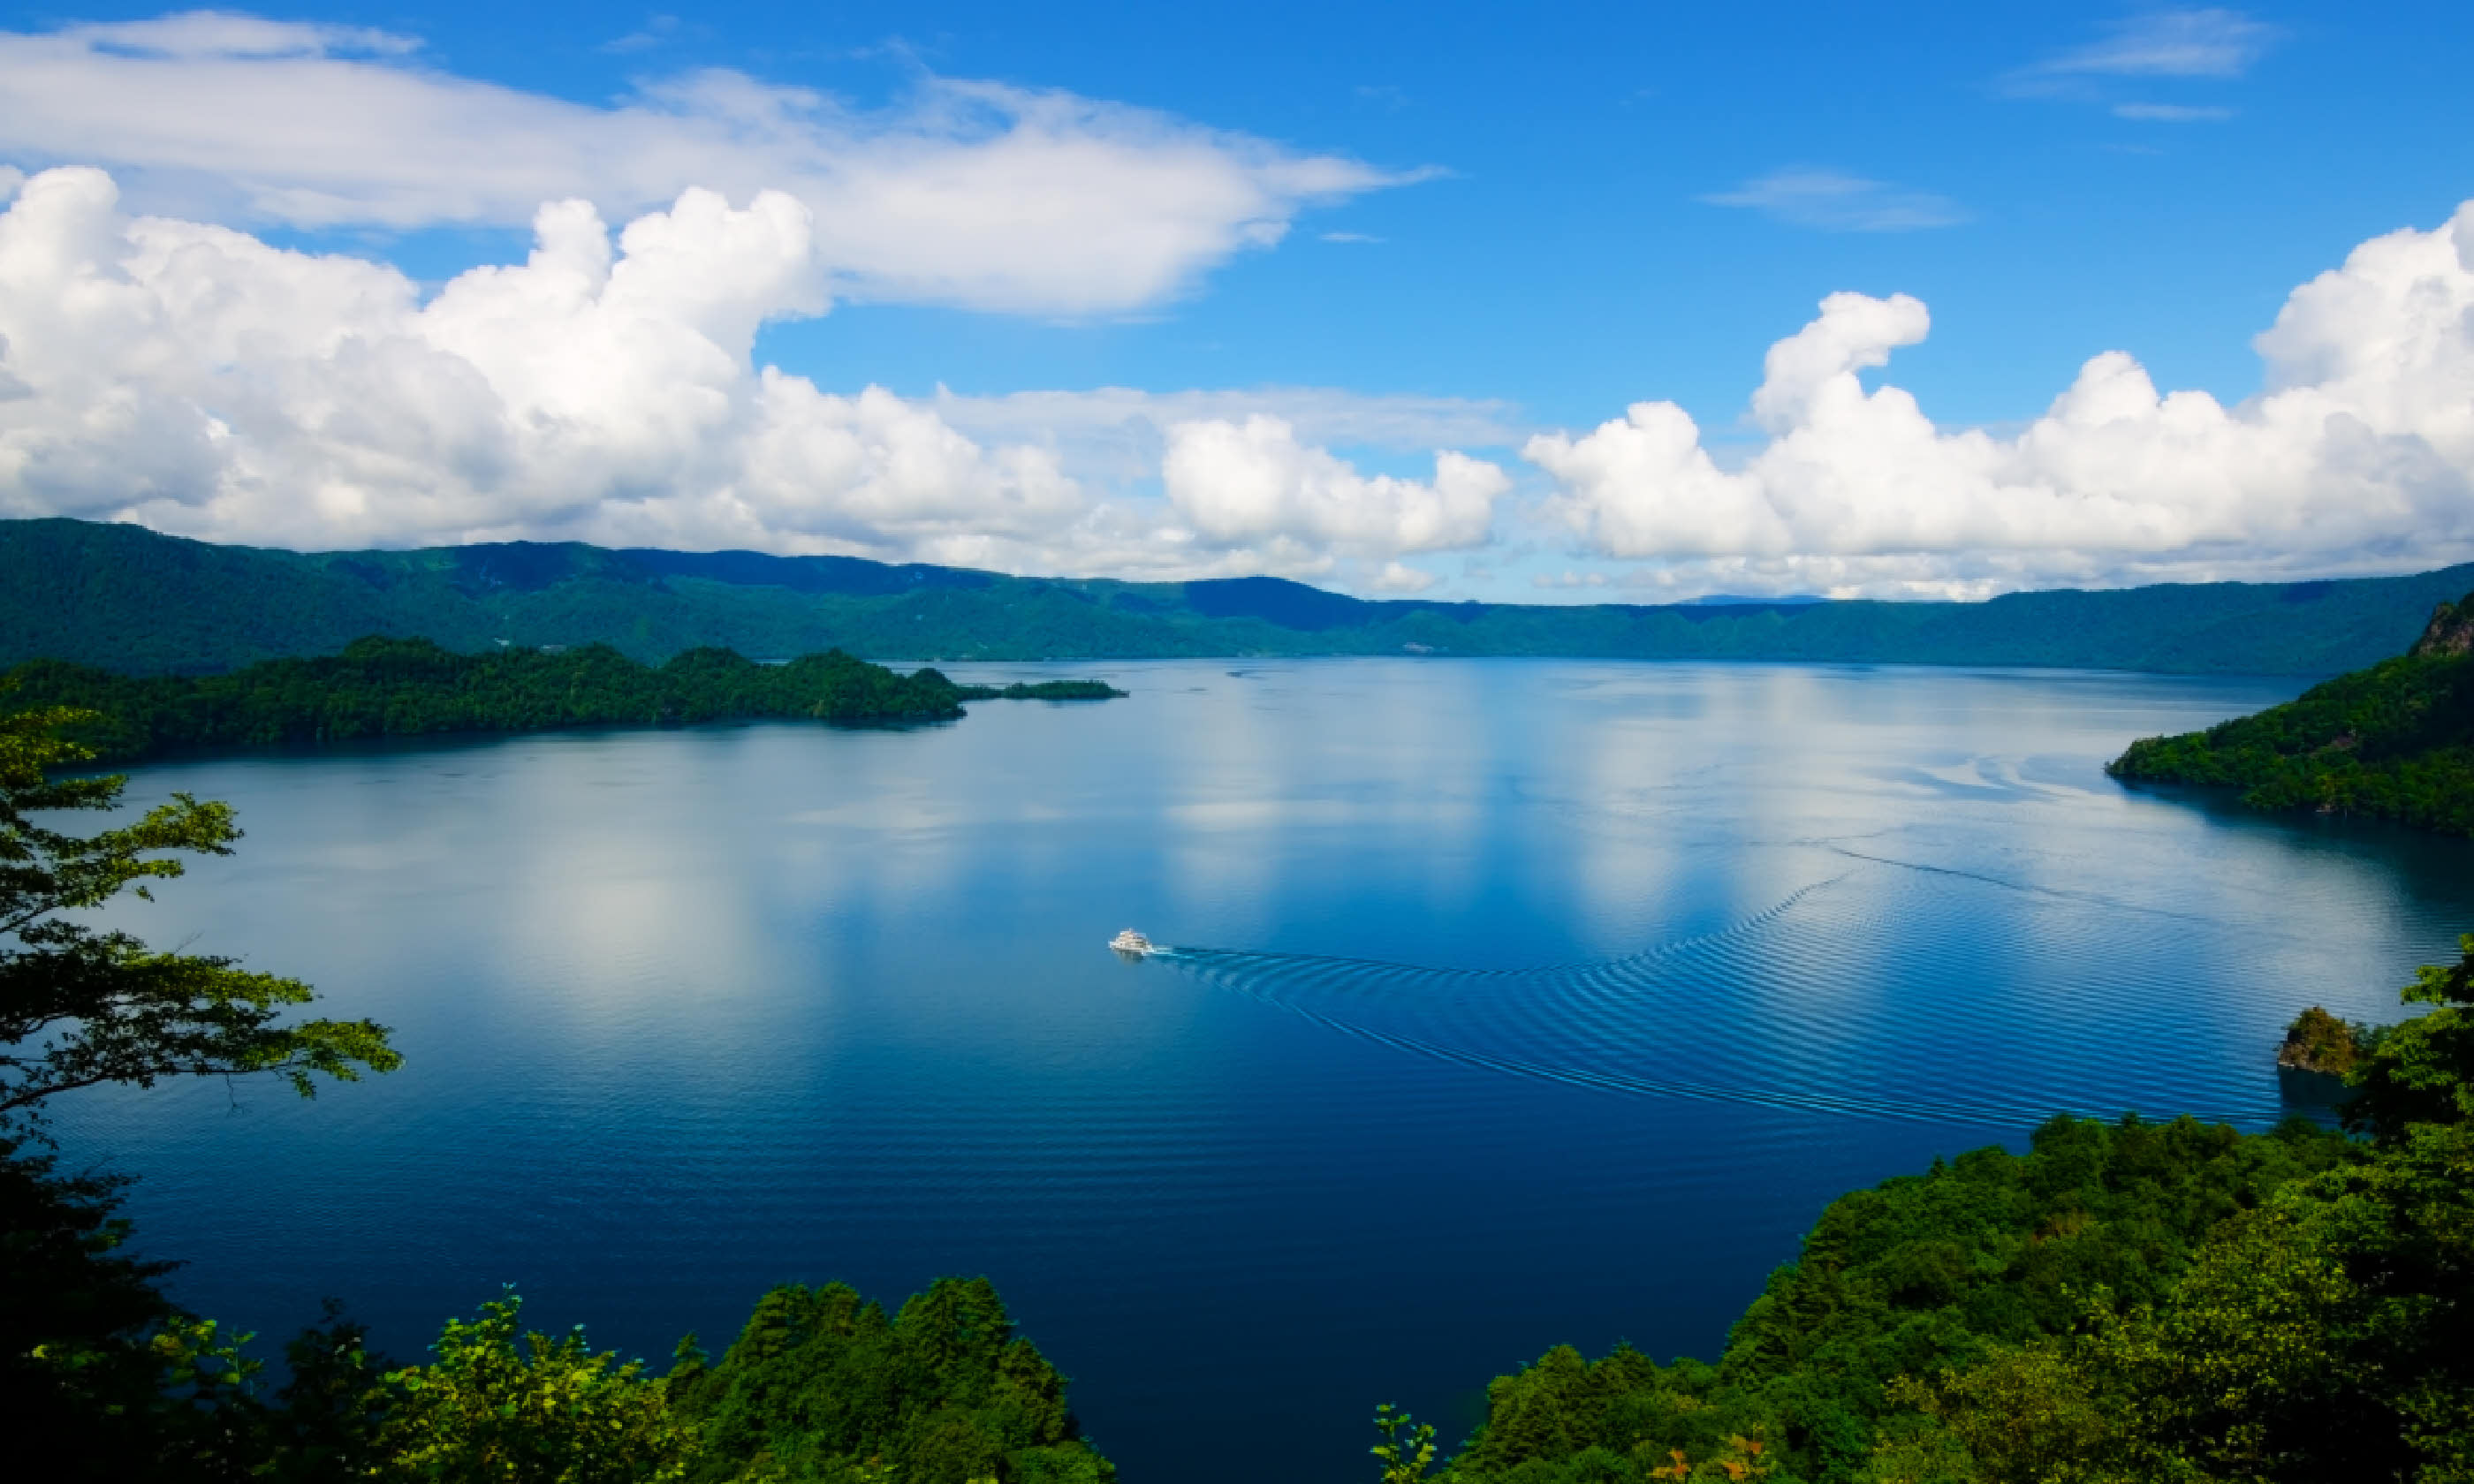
4 516 2470 677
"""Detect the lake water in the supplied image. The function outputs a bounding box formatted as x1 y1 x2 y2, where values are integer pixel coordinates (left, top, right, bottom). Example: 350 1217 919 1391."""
49 658 2474 1481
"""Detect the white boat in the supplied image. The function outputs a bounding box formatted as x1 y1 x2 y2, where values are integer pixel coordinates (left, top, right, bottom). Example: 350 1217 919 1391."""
1109 928 1155 956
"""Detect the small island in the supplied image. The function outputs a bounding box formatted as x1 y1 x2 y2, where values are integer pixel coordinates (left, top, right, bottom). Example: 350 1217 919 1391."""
2277 1003 2372 1076
0 635 1125 763
966 678 1124 701
2108 588 2474 835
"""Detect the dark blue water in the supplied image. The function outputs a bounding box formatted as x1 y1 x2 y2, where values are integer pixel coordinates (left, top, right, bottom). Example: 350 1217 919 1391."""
46 659 2474 1480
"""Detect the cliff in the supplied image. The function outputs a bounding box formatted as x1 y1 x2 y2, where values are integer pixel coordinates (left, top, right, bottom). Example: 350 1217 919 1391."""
2412 594 2474 659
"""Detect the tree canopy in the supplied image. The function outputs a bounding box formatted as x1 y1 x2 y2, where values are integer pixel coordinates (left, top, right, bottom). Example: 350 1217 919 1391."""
0 699 398 1117
0 636 1118 768
670 1277 1114 1484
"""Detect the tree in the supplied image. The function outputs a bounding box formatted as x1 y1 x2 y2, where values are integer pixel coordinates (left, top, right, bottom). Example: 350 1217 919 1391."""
1858 936 2474 1484
2344 932 2474 1142
376 1291 697 1484
1371 1404 1438 1483
0 1127 304 1480
0 700 398 1117
670 1277 1114 1484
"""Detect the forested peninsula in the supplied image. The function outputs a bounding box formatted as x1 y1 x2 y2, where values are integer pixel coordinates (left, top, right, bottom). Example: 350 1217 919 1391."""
2109 590 2474 835
7 517 2470 678
0 635 1120 763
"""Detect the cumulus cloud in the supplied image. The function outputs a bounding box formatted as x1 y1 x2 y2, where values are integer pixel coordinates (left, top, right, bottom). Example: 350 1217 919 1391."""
1527 201 2474 595
1163 416 1509 561
1370 562 1438 594
930 384 1522 490
0 166 1504 587
0 11 1415 315
1702 170 1968 233
0 166 1087 556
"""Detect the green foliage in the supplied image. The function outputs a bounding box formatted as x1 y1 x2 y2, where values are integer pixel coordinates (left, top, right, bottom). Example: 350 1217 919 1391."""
1859 938 2474 1484
2108 592 2474 835
0 698 399 1115
963 680 1124 701
5 516 2468 677
669 1277 1113 1484
1867 1341 2121 1484
1373 1403 1439 1482
2345 933 2474 1141
1447 1115 2352 1484
0 1131 381 1480
0 637 1091 765
1864 1133 2474 1482
377 1290 697 1483
0 1131 189 1477
2 1142 1115 1484
258 1300 401 1482
1644 1435 1774 1481
2275 1005 2368 1076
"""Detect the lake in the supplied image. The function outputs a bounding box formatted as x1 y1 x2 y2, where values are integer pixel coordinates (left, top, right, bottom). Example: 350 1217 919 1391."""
49 657 2474 1481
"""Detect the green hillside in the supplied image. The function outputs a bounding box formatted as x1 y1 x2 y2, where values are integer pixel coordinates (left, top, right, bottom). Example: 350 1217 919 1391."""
2109 591 2474 835
4 517 2470 676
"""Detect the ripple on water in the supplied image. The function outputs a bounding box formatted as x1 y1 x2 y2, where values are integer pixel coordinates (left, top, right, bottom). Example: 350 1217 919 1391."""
1164 865 2296 1130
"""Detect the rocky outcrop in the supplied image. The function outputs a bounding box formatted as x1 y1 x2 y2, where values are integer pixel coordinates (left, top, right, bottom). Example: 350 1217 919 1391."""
2277 1005 2363 1075
2409 592 2474 659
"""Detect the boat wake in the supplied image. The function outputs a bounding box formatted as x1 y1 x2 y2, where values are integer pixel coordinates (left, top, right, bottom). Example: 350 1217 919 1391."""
1150 869 2288 1130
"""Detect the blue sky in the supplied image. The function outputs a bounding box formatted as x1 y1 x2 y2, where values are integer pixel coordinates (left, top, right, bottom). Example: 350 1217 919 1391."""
0 4 2470 598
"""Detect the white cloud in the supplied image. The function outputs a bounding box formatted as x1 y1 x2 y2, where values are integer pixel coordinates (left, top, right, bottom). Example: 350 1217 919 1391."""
62 10 419 59
929 384 1522 491
1526 201 2474 596
2005 9 2277 119
1162 415 1509 559
1370 562 1438 594
2112 102 2236 122
0 166 1508 585
2018 9 2280 81
1701 170 1968 233
0 166 1081 556
0 11 1415 315
601 15 682 55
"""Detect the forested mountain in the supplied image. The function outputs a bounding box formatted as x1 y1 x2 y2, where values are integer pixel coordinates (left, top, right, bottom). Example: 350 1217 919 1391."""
5 518 2467 677
2110 590 2474 834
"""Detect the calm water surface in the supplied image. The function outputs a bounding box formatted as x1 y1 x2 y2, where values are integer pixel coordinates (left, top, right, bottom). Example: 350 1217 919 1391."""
51 658 2474 1481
